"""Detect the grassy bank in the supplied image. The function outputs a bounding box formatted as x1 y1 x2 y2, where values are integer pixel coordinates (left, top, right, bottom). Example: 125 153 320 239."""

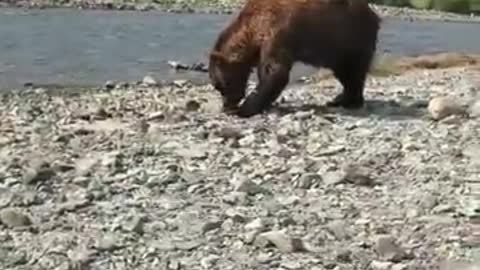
300 52 480 83
370 0 480 14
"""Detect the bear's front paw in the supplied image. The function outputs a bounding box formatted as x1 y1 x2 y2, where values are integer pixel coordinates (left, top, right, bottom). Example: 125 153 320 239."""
326 94 364 109
234 95 265 118
236 105 260 118
222 104 240 115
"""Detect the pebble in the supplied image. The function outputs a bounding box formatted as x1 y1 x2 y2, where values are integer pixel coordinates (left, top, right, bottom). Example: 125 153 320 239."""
215 126 243 140
0 189 13 208
256 252 274 264
222 192 248 205
167 260 182 270
74 156 100 177
67 247 94 267
469 99 480 118
374 235 409 263
96 234 121 251
281 261 303 269
200 254 220 269
254 230 306 253
142 75 158 86
326 220 350 240
104 80 116 89
147 111 165 121
371 260 393 270
335 249 352 263
123 215 145 234
225 209 246 223
23 163 56 185
173 79 187 88
463 144 480 165
323 171 345 186
343 165 375 186
244 217 265 232
234 178 267 195
420 194 439 210
242 230 260 244
115 81 129 89
174 240 202 251
56 199 90 214
185 99 201 111
0 208 32 228
202 219 223 234
1 249 27 267
391 263 408 270
296 173 321 189
432 204 455 214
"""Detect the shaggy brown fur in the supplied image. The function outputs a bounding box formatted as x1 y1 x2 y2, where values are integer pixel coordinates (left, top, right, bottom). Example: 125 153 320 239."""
208 0 381 118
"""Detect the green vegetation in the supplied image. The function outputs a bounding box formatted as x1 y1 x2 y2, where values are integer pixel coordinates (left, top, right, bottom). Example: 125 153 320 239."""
369 0 480 14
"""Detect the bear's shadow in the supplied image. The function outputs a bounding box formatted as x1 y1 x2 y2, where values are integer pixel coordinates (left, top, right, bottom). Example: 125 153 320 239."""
270 98 429 120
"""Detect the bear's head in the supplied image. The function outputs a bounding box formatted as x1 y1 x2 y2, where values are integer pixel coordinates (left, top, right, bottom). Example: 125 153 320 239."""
208 50 252 113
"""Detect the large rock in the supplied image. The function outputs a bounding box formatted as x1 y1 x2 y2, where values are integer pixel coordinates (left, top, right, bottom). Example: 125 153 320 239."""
428 96 465 120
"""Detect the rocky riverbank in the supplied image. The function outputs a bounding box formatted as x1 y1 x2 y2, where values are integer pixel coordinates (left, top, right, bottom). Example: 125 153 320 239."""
1 61 479 269
2 0 480 23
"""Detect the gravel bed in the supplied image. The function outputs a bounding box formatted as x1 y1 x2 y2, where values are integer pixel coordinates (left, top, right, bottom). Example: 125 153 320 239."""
0 65 479 270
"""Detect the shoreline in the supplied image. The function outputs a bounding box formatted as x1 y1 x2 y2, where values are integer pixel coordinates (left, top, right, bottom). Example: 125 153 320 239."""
1 1 480 23
3 51 479 93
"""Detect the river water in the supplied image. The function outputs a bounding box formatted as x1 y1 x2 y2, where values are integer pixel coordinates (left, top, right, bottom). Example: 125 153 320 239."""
1 8 480 89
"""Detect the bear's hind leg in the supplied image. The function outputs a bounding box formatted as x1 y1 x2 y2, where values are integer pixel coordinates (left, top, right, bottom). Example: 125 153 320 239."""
237 56 292 118
327 53 372 109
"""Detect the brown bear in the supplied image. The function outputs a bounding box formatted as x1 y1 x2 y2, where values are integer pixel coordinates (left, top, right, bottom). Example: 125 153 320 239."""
208 0 381 118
